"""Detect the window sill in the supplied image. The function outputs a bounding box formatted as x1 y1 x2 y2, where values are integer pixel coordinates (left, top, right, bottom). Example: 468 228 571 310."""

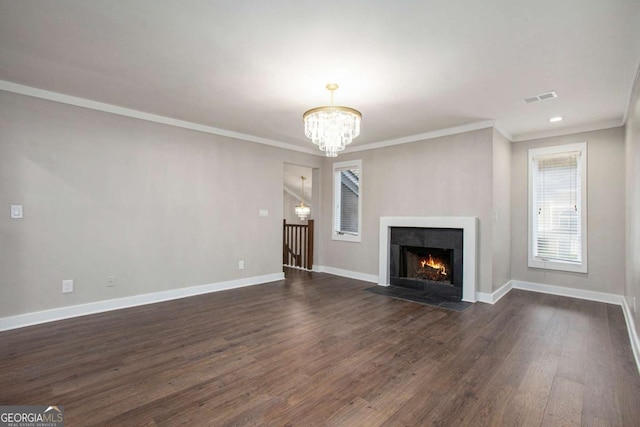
528 258 587 274
332 232 361 243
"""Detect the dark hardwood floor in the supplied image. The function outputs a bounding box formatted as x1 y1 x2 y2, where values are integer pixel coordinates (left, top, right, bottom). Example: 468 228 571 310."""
1 268 639 426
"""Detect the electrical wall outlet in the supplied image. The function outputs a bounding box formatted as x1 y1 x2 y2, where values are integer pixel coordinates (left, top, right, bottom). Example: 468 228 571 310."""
238 260 245 270
62 279 74 293
259 210 268 217
107 276 116 287
10 205 23 219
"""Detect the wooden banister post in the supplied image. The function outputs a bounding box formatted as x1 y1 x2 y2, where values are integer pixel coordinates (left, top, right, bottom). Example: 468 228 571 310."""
307 219 314 270
282 219 287 266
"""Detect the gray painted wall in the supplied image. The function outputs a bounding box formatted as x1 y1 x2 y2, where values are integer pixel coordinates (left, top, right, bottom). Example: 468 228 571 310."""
0 91 322 317
319 128 497 293
511 127 626 294
1 86 633 321
492 129 512 290
625 71 640 333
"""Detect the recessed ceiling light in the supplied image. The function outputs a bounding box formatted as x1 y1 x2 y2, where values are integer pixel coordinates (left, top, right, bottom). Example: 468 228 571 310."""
549 116 563 123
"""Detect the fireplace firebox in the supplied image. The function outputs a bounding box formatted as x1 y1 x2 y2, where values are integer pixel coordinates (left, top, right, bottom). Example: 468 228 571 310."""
402 246 454 284
390 227 463 299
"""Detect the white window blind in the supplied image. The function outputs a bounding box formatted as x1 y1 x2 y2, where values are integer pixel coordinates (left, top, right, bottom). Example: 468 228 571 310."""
334 167 359 233
333 160 362 242
528 143 587 273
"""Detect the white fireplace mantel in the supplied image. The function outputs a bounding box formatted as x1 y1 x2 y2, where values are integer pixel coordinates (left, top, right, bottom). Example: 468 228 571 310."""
379 216 478 302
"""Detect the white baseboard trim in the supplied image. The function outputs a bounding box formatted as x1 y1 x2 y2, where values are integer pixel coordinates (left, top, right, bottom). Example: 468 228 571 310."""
511 280 623 305
282 264 312 271
314 266 379 284
476 281 513 304
621 296 640 375
0 273 284 332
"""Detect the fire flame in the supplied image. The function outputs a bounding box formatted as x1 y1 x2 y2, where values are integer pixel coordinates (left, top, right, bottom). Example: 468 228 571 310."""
420 254 447 275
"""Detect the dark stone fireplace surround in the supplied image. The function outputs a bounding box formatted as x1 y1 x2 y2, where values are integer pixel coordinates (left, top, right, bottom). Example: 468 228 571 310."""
379 217 477 302
389 227 464 299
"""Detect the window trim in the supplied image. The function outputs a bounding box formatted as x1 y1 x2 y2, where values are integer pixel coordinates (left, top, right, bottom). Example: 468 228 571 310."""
527 142 588 273
332 159 362 243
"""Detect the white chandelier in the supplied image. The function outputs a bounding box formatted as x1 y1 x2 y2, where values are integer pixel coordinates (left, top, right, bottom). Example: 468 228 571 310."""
294 176 311 220
303 84 362 157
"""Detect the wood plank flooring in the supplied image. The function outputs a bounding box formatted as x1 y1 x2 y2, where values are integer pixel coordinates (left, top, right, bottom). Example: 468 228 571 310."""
1 268 639 426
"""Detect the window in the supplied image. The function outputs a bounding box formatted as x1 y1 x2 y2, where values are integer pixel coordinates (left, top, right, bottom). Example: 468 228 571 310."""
528 143 587 273
333 160 362 242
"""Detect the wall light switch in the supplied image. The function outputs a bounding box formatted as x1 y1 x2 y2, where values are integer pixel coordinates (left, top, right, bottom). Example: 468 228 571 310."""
10 205 23 219
259 210 268 217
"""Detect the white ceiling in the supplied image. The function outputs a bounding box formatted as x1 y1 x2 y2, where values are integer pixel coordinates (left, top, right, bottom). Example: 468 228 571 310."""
1 0 639 153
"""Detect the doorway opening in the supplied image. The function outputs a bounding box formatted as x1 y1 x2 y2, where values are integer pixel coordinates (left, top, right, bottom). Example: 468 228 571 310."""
283 164 317 274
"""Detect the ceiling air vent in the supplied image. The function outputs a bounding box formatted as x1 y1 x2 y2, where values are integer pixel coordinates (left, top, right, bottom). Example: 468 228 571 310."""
524 90 558 104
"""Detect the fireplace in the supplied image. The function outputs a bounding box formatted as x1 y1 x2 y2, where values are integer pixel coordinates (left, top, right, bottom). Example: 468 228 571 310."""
389 227 464 299
379 217 477 302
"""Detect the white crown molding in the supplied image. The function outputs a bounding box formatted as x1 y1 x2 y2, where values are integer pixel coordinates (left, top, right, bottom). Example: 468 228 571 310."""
0 80 510 155
493 125 514 142
510 119 623 142
4 79 630 156
0 272 284 332
0 80 319 156
345 120 496 153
